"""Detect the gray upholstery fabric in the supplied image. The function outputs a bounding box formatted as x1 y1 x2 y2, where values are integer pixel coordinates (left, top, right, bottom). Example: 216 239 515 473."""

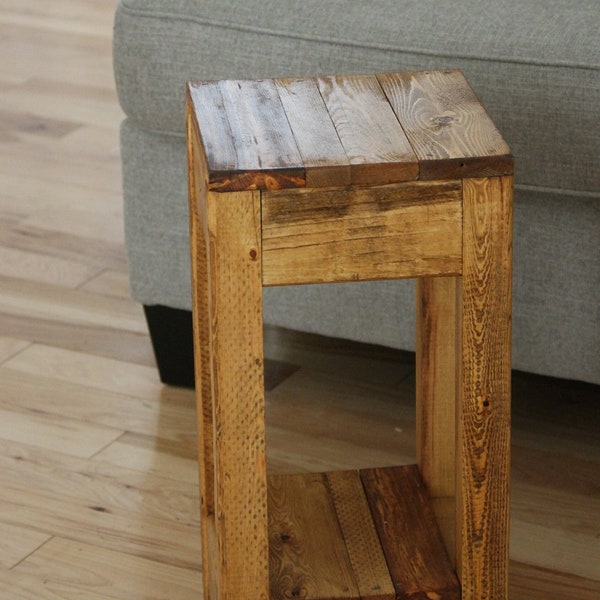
114 0 600 191
114 0 600 383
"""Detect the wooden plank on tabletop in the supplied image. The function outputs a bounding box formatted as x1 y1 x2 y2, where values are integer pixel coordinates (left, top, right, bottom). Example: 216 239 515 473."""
188 79 305 191
276 77 351 187
378 70 513 179
268 472 360 600
361 465 460 600
317 74 418 185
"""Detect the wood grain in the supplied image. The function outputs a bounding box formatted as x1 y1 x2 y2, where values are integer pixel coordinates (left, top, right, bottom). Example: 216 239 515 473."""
276 77 351 187
361 465 460 600
0 522 51 569
2 3 597 599
13 537 203 600
268 472 359 600
203 189 270 599
416 277 457 501
188 79 305 191
456 176 513 600
262 180 462 285
187 96 219 600
416 277 458 564
326 470 395 600
318 74 419 185
378 70 513 179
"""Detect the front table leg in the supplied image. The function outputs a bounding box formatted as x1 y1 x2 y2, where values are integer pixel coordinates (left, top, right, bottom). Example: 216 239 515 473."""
192 187 270 600
457 176 513 600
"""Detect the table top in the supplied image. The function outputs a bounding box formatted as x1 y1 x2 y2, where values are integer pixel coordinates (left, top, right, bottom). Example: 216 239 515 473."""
187 70 513 192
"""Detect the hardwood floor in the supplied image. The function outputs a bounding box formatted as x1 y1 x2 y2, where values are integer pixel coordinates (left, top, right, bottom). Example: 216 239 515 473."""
0 1 598 598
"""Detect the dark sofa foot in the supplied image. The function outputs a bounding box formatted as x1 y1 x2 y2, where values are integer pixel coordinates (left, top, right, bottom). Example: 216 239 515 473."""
144 304 195 388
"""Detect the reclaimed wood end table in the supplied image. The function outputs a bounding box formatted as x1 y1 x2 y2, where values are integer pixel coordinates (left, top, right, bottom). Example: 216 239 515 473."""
186 70 513 600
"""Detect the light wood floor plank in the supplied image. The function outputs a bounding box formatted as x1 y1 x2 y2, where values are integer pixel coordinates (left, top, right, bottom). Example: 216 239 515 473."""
79 269 132 299
0 245 101 288
4 344 164 398
0 405 122 459
0 276 147 335
0 440 202 571
13 537 202 600
0 336 29 364
0 368 195 443
0 522 51 570
93 432 199 484
0 569 114 600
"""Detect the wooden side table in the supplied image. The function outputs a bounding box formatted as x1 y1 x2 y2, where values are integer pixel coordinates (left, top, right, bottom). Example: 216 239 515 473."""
186 70 513 600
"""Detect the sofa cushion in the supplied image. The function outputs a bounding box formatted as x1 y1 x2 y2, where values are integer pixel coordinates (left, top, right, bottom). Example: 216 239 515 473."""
114 0 600 193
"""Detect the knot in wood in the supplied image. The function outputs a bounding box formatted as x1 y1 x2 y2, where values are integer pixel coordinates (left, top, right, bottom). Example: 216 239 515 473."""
431 114 455 129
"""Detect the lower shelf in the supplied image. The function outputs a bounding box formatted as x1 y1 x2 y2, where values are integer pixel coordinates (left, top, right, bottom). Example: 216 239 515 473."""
268 464 459 600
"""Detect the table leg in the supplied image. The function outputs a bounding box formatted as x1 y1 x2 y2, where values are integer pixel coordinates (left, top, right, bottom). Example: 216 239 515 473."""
416 276 458 562
456 176 513 600
190 184 269 599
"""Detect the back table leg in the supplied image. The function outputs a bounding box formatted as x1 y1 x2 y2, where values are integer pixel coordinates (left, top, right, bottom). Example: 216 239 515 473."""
416 276 458 562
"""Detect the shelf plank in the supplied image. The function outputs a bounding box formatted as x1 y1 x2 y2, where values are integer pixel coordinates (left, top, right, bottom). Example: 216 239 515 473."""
361 465 460 600
268 467 459 600
326 470 395 600
268 472 360 600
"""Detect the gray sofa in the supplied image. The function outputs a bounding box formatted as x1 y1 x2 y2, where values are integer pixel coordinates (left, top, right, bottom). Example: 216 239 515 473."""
113 0 600 386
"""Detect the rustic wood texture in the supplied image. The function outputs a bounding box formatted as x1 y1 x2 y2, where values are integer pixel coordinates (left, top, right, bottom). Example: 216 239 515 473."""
275 77 351 188
187 71 513 192
187 79 305 191
326 470 396 600
200 189 270 599
361 465 460 600
317 74 419 185
187 101 219 600
2 5 597 598
378 70 513 180
268 472 360 600
416 276 458 563
262 180 462 286
456 176 513 600
416 277 457 500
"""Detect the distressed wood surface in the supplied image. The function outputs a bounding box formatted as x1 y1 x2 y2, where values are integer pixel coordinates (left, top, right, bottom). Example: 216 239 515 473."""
416 276 458 563
188 71 513 191
262 180 462 286
3 4 597 599
317 74 419 185
202 189 270 599
268 472 359 600
456 176 513 600
361 465 460 600
187 79 305 191
275 77 351 187
378 70 513 179
416 276 457 499
326 470 395 600
187 101 220 600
